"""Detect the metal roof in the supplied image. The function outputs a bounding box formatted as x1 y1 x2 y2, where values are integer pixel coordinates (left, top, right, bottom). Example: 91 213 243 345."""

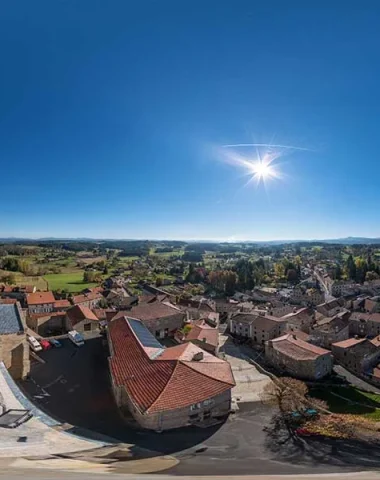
0 305 24 334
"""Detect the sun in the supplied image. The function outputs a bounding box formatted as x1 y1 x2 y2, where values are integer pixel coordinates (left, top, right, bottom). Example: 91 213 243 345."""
251 161 274 180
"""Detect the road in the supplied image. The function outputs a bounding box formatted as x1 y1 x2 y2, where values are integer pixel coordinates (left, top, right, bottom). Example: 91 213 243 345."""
314 269 335 302
18 337 380 476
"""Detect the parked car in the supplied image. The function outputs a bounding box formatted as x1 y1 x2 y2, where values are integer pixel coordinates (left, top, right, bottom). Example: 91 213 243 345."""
27 336 42 353
40 339 52 351
68 330 85 347
49 338 62 348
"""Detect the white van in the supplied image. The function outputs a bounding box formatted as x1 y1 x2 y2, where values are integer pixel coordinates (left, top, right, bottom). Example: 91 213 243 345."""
27 335 42 352
68 330 85 347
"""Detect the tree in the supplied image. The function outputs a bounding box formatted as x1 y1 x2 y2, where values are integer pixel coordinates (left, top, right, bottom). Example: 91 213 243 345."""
365 271 379 282
274 262 285 279
261 377 328 416
345 254 356 280
287 268 298 284
156 276 163 287
262 378 308 414
225 271 237 296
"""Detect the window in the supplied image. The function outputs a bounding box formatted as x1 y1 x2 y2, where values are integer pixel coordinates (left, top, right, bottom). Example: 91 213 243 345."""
189 413 199 420
203 399 214 407
204 411 211 419
155 330 160 337
84 323 91 331
164 328 169 337
190 403 201 411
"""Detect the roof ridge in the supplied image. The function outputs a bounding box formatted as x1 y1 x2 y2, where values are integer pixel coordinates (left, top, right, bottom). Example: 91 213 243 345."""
146 361 180 412
182 360 235 386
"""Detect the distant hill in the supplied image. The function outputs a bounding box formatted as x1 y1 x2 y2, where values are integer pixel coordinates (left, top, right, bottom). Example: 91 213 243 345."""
0 236 380 245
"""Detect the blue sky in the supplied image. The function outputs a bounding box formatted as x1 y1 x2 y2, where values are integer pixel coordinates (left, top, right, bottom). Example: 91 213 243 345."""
1 0 380 241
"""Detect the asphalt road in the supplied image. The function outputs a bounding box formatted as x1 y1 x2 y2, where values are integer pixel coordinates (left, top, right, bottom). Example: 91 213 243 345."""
18 337 380 476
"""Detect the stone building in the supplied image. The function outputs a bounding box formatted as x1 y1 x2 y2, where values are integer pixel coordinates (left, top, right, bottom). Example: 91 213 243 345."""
26 291 55 314
66 305 100 333
0 303 30 379
332 337 380 375
230 312 287 345
107 316 235 431
27 312 66 336
349 312 380 337
71 292 103 309
117 301 186 339
309 312 350 349
175 320 219 354
265 333 333 380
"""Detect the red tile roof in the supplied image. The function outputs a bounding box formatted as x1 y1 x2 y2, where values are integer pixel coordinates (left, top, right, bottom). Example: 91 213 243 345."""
53 299 71 308
27 291 55 305
71 292 102 304
108 317 234 414
67 305 99 326
185 322 219 348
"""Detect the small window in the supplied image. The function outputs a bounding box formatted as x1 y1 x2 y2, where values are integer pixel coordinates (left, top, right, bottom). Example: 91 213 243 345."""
203 399 214 407
84 323 91 332
155 330 160 337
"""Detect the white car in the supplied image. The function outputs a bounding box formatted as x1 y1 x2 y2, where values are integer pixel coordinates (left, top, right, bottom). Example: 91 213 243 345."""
27 335 42 352
68 330 85 347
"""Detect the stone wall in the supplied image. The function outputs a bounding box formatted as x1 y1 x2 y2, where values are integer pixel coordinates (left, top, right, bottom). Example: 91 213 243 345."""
0 334 30 380
112 381 231 431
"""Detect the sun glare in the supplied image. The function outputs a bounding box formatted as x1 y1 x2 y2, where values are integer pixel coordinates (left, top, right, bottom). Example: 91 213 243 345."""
251 161 275 180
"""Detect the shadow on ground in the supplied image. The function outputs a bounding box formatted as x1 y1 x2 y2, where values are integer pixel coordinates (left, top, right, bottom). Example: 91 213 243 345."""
19 336 225 456
265 413 380 469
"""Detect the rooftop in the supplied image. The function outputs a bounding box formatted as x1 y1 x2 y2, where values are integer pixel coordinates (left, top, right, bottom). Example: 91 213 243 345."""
0 304 24 334
108 316 235 414
269 334 330 360
71 292 102 304
26 291 55 305
66 305 99 326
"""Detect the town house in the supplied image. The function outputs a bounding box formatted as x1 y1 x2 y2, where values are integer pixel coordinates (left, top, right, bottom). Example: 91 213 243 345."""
175 319 219 354
117 300 186 339
71 292 102 309
349 312 380 337
309 312 350 349
26 291 56 314
66 305 100 333
265 333 333 380
332 338 380 375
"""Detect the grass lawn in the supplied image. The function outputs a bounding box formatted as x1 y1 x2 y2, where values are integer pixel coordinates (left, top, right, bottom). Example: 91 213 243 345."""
0 269 48 291
43 272 98 293
310 386 380 421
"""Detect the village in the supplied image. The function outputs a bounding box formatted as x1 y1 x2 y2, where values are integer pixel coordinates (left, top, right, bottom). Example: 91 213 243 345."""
0 240 380 450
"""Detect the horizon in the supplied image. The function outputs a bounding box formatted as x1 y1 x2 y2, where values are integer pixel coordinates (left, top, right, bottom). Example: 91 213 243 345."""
2 1 380 239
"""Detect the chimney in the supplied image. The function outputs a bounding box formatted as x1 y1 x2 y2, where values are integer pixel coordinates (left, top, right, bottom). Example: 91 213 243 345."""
192 351 204 362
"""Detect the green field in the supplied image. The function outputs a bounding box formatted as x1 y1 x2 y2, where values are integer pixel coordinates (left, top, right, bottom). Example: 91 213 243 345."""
43 272 98 293
310 386 380 421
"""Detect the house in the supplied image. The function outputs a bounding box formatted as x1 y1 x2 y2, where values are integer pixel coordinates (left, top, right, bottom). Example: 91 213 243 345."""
107 316 235 431
0 303 30 379
66 305 100 333
105 288 134 308
0 285 35 306
349 312 380 337
309 312 350 349
26 291 56 314
71 292 102 309
229 313 287 345
229 313 255 338
281 307 315 332
251 314 288 345
176 320 219 354
265 334 333 380
53 299 71 311
364 297 380 314
332 338 380 375
290 286 325 306
27 312 66 336
123 301 186 339
316 298 346 317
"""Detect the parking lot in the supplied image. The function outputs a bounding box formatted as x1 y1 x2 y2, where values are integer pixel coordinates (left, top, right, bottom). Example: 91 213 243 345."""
18 335 380 476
